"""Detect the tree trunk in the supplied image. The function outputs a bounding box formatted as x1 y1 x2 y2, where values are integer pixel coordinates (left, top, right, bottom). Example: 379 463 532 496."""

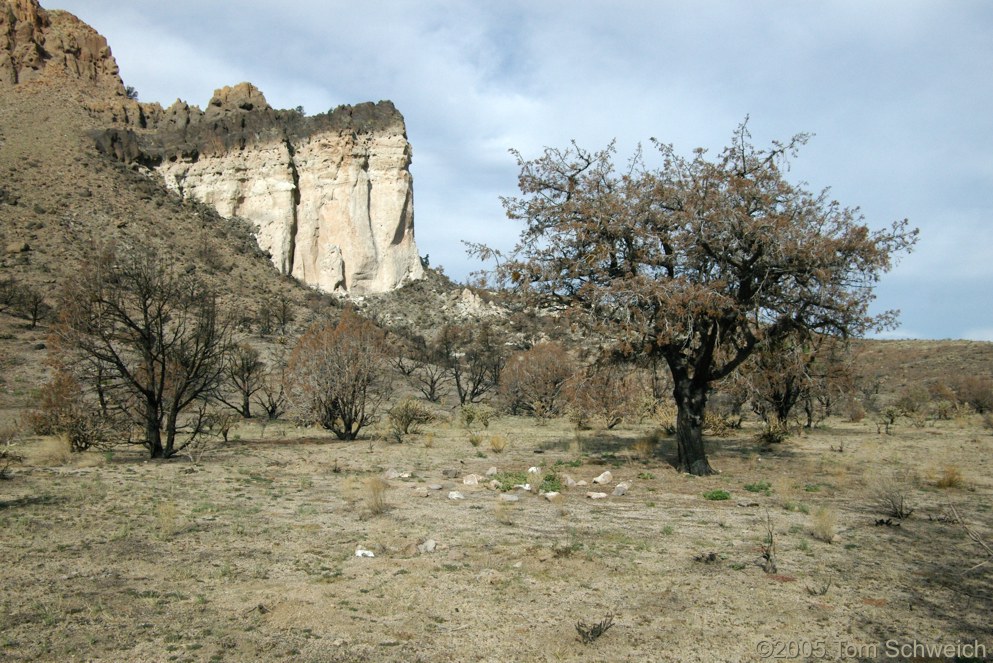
145 400 163 459
673 379 716 476
241 393 251 419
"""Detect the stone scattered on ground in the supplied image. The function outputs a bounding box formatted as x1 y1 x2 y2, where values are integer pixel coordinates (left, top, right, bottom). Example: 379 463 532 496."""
447 491 465 500
593 471 613 484
586 492 609 500
613 482 630 496
417 539 437 554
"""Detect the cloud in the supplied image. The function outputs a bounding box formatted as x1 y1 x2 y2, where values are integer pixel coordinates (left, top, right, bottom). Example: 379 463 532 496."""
50 0 993 340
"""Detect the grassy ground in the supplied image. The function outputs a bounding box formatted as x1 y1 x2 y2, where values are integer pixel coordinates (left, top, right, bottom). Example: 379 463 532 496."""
2 414 992 662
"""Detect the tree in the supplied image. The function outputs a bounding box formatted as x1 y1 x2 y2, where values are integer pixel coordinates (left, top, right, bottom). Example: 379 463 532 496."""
411 336 451 403
499 342 574 417
438 321 506 405
57 243 232 458
565 359 645 429
285 309 390 440
217 343 266 418
254 359 289 421
473 122 917 474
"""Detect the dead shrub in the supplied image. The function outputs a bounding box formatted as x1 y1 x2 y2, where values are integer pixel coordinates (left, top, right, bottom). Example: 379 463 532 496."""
387 398 435 443
566 361 644 430
489 435 508 454
286 309 391 440
499 342 573 418
953 375 993 414
365 477 390 515
872 473 917 519
703 411 734 437
933 465 964 489
28 368 115 452
846 398 866 423
0 427 22 479
810 507 838 543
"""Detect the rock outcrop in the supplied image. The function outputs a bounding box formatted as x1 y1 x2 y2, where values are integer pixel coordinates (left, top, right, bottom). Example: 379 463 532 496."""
2 0 425 295
141 84 424 294
1 0 121 87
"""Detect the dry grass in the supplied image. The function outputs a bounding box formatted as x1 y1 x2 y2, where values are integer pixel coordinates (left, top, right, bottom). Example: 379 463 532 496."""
0 414 991 661
933 465 965 489
810 506 838 543
489 434 508 453
365 476 390 515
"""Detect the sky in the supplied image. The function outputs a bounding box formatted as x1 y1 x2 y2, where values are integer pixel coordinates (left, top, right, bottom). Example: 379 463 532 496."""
53 1 993 341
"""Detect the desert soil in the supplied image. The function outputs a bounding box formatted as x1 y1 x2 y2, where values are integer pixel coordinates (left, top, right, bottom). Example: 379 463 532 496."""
2 415 992 662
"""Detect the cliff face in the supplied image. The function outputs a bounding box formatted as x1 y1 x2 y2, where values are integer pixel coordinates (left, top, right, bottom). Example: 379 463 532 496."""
147 84 423 294
1 0 120 86
2 0 424 295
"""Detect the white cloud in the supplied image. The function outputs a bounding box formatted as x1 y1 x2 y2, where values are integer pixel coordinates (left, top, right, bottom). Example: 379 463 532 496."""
50 0 993 340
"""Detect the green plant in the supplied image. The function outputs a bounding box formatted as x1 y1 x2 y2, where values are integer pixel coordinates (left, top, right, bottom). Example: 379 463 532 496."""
468 432 483 448
703 489 731 501
539 472 563 493
744 480 772 495
492 470 529 491
783 501 810 514
460 403 495 429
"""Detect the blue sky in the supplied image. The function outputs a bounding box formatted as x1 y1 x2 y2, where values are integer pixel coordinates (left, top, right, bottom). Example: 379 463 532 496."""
54 1 993 340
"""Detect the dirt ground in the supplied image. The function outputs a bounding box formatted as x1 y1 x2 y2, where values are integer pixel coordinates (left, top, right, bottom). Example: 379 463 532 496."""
2 414 992 662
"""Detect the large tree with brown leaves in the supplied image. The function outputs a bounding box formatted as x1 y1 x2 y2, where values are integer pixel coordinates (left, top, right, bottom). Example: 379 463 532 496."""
472 122 917 475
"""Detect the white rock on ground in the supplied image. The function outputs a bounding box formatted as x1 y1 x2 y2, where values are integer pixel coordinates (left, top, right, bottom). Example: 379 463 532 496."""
592 471 613 484
447 491 465 500
586 492 609 499
612 482 630 496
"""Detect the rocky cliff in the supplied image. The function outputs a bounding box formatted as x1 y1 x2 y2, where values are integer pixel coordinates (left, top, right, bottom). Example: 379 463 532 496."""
133 83 424 294
2 0 424 295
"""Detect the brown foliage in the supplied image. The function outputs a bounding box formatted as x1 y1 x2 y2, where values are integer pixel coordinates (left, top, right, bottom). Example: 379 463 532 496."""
499 342 574 417
472 122 917 474
286 309 390 440
952 375 993 414
566 360 645 429
27 366 114 452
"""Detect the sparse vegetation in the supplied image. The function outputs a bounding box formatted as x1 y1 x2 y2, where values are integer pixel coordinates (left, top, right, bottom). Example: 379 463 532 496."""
365 476 390 515
703 489 731 501
811 507 838 543
387 398 436 443
576 613 615 645
285 309 391 440
873 473 916 519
